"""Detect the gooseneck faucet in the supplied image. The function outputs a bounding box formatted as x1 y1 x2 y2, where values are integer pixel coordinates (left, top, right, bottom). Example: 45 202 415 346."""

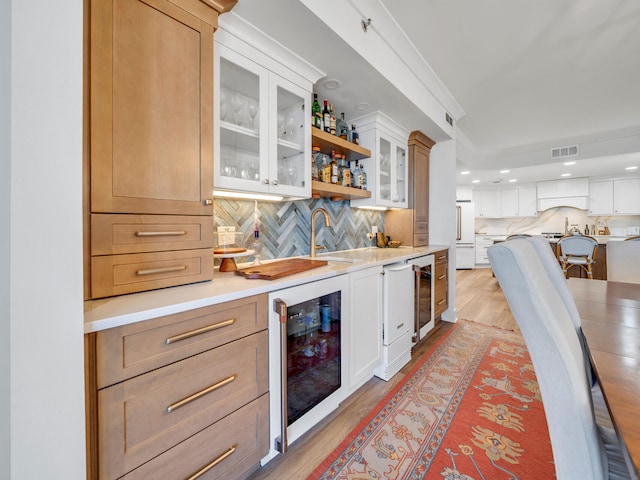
310 207 331 257
564 216 569 235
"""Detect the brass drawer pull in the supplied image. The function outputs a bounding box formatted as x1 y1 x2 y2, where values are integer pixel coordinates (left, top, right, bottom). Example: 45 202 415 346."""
165 318 236 345
136 265 187 276
135 230 187 237
186 444 237 480
167 374 236 413
437 255 446 261
437 299 446 306
438 274 446 280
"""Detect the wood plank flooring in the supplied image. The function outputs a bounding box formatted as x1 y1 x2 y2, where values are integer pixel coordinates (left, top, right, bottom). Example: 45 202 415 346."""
247 268 516 480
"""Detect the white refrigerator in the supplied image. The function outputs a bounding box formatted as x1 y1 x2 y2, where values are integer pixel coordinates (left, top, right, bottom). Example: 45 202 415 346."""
456 201 476 269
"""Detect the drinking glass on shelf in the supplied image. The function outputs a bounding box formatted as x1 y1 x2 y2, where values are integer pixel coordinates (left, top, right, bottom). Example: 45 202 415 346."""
220 90 228 122
231 92 243 126
248 100 258 131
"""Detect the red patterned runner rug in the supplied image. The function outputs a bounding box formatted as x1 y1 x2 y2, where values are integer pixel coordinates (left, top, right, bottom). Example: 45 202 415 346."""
308 320 555 479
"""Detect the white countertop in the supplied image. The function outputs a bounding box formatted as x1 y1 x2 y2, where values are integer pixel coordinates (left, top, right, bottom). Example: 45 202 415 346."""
84 245 449 333
486 235 630 243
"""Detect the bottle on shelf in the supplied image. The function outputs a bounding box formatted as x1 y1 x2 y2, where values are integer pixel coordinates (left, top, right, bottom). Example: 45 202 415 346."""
330 150 338 184
311 93 322 130
360 162 367 190
329 104 337 136
311 145 320 181
322 100 331 134
319 154 330 183
339 113 349 140
339 154 351 187
351 160 361 189
350 124 359 145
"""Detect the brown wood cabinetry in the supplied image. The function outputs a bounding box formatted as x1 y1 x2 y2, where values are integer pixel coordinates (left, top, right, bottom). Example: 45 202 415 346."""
85 294 269 480
85 0 236 298
384 131 435 246
434 249 449 319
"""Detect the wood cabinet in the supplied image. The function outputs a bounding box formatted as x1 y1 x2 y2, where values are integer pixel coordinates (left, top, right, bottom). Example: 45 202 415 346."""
385 131 435 246
85 294 269 480
311 128 372 200
350 112 410 209
434 250 449 319
349 266 383 392
86 0 236 298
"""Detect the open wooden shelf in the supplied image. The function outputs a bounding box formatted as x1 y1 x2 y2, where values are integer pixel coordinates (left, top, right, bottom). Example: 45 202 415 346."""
311 127 371 161
311 181 372 201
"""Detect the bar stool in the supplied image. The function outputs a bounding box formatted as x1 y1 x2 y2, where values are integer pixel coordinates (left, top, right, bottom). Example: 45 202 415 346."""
556 234 598 279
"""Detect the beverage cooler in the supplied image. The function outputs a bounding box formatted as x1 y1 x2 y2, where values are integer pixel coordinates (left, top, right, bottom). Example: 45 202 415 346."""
264 275 349 463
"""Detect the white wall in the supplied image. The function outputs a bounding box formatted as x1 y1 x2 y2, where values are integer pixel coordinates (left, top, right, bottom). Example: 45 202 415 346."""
9 0 86 477
1 0 11 475
429 139 458 322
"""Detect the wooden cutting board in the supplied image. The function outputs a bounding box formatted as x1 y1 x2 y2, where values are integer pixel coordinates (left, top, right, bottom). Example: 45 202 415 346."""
235 258 328 280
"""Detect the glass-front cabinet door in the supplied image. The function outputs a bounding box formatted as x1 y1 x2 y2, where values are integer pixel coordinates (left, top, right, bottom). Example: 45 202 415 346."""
215 43 310 198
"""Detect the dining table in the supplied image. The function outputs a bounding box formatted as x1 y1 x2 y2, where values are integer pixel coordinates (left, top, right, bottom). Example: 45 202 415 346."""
568 277 640 477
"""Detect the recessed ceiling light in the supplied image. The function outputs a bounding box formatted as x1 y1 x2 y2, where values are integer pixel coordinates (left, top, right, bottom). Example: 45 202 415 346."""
460 171 470 175
508 179 517 183
625 166 638 170
500 169 510 174
323 79 342 90
471 179 480 183
561 173 571 177
563 161 576 166
355 102 370 110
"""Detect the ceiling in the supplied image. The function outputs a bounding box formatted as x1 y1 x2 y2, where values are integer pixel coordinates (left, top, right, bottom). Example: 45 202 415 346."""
229 0 640 186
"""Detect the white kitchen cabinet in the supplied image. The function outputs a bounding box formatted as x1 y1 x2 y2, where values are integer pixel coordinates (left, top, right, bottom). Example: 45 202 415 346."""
473 190 501 218
518 185 538 216
613 178 640 214
500 189 519 217
349 266 382 392
350 112 409 208
589 180 614 215
475 235 496 265
214 32 317 198
537 177 589 198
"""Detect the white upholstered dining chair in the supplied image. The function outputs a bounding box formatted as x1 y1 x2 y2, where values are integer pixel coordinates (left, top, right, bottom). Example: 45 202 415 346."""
607 241 640 284
557 234 599 279
488 239 632 480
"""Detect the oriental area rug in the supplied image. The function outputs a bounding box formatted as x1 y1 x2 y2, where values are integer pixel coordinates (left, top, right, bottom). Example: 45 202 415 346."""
308 320 555 480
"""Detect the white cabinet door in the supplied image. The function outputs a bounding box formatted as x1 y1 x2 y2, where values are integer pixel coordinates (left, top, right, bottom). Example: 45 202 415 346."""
500 189 519 217
518 186 538 217
349 266 382 391
350 112 409 208
214 43 311 198
589 180 614 215
474 190 501 217
614 178 640 214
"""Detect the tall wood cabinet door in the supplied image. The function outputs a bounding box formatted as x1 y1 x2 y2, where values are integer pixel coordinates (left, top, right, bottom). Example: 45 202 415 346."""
413 143 430 224
91 0 214 215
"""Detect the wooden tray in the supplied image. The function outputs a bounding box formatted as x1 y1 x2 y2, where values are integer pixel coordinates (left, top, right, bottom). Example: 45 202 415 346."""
234 258 328 280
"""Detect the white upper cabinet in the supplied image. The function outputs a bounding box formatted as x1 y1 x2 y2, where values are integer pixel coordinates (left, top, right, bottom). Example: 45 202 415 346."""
588 180 614 215
517 185 538 217
477 186 537 218
500 189 519 217
474 190 501 218
213 20 323 198
350 112 409 209
613 178 640 215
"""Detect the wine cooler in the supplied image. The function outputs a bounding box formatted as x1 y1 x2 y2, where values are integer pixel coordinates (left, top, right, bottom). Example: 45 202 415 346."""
265 275 349 462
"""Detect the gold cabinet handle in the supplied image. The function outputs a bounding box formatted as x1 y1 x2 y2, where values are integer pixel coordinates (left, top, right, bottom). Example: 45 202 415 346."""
167 374 236 413
438 274 446 280
437 299 446 306
437 255 446 261
135 230 187 237
136 265 187 276
165 318 236 345
186 445 237 480
203 199 213 206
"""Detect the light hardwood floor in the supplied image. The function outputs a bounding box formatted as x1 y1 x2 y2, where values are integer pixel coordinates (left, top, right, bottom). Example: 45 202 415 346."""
247 268 516 480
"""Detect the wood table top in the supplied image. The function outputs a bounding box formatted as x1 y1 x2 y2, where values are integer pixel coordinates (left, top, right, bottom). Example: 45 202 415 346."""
568 278 640 475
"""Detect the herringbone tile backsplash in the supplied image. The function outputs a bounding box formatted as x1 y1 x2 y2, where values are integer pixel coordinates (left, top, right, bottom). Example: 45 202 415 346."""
214 198 384 260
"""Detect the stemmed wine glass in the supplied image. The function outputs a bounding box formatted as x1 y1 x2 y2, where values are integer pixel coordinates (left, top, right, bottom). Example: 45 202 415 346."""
366 232 375 250
231 92 243 126
220 90 228 122
248 100 258 131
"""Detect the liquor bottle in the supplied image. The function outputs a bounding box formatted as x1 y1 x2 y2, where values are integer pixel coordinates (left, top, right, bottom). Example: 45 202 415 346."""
351 160 361 189
339 113 349 140
351 124 359 145
319 155 330 183
340 155 351 187
322 100 331 134
311 93 322 130
330 150 338 184
311 146 320 181
360 162 367 190
329 104 337 136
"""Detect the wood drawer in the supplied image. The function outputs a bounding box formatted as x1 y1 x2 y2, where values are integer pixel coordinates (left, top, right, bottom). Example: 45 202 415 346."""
122 394 269 480
96 294 267 388
91 213 214 255
414 222 428 234
413 233 428 247
98 331 268 480
90 248 213 298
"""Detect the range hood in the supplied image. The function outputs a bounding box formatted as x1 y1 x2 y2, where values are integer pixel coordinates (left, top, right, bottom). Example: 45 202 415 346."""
537 177 589 211
538 196 588 211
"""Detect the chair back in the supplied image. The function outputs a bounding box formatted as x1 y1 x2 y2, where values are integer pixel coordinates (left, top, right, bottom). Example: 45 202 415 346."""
558 234 598 259
488 240 608 480
506 233 531 240
607 241 640 283
624 235 640 241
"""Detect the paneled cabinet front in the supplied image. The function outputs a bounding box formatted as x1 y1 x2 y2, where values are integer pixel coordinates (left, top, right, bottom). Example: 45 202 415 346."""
214 42 311 198
86 294 269 480
434 250 449 318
